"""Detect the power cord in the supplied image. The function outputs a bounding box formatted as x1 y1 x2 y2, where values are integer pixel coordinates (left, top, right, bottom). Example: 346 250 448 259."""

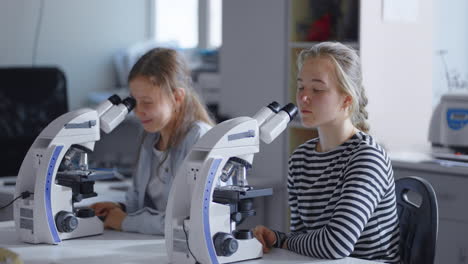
182 217 201 264
0 191 33 210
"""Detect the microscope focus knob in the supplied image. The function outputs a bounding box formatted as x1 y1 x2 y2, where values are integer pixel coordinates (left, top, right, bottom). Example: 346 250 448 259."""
231 212 243 223
55 211 78 233
213 232 238 257
76 208 95 218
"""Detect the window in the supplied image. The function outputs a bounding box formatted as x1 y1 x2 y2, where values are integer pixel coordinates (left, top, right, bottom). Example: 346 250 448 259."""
154 0 198 48
208 0 222 48
153 0 222 49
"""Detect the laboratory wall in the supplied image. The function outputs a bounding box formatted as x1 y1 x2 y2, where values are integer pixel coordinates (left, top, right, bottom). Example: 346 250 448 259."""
433 0 468 104
360 0 434 151
0 0 150 110
220 0 289 231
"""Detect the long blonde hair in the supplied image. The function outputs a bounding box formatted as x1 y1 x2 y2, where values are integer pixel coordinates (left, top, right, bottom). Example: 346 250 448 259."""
297 42 370 133
128 47 215 151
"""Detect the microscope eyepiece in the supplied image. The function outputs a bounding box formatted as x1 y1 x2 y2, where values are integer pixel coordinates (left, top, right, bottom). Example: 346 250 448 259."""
122 97 136 112
253 101 283 126
281 103 298 120
100 96 136 133
107 94 122 105
259 103 298 144
267 101 281 113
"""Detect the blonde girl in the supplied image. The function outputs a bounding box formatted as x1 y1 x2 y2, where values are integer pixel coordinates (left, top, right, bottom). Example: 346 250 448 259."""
253 42 400 263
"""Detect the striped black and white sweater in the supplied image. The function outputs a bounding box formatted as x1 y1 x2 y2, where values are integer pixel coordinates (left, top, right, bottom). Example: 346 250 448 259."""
282 131 400 263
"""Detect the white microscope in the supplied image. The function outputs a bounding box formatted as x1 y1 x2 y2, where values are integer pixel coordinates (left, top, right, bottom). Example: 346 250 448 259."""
165 102 298 264
13 94 136 244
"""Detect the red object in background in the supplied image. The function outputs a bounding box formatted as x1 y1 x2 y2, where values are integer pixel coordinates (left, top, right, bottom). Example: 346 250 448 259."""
306 13 331 41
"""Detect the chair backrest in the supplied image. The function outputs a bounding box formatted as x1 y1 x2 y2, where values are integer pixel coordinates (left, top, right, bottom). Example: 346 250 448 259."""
395 176 438 264
0 67 68 176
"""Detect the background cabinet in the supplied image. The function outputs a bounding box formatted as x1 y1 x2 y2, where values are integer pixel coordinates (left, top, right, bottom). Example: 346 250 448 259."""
392 157 468 264
286 0 359 153
221 0 360 232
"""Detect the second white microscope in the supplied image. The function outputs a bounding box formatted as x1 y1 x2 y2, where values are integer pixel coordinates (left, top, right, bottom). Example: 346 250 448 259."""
13 94 135 244
165 102 298 264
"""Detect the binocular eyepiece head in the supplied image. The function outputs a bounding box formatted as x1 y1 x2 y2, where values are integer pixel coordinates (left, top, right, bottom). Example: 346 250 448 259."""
98 95 136 134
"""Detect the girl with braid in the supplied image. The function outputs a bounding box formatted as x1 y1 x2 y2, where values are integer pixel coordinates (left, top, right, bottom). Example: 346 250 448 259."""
253 42 400 263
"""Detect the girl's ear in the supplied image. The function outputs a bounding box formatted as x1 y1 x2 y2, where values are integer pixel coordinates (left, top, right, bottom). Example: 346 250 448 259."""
342 94 352 110
173 87 186 107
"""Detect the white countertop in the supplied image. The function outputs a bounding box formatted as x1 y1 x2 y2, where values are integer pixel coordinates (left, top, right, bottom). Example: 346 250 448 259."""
0 221 376 264
389 151 468 177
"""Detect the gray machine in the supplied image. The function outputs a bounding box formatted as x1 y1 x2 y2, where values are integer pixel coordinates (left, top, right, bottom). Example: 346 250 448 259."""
429 92 468 160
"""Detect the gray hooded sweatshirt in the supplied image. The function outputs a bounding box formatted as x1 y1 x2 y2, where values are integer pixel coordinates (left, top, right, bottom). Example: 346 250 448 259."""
121 121 212 235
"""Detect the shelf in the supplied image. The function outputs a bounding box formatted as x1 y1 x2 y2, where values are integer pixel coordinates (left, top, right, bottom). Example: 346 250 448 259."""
289 0 359 43
286 0 359 156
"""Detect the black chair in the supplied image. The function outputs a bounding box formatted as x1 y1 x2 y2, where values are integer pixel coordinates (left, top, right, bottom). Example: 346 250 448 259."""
395 176 438 264
0 67 68 176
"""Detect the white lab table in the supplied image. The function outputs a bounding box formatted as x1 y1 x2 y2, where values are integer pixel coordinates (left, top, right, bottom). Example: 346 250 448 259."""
0 221 376 264
1 177 376 264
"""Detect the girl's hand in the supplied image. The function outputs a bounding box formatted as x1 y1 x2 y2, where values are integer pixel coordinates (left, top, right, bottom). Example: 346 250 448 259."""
252 225 276 253
90 202 120 217
103 207 127 230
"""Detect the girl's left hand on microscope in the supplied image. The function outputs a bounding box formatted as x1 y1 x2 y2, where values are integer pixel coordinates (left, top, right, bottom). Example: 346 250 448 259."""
104 207 127 231
252 225 276 253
